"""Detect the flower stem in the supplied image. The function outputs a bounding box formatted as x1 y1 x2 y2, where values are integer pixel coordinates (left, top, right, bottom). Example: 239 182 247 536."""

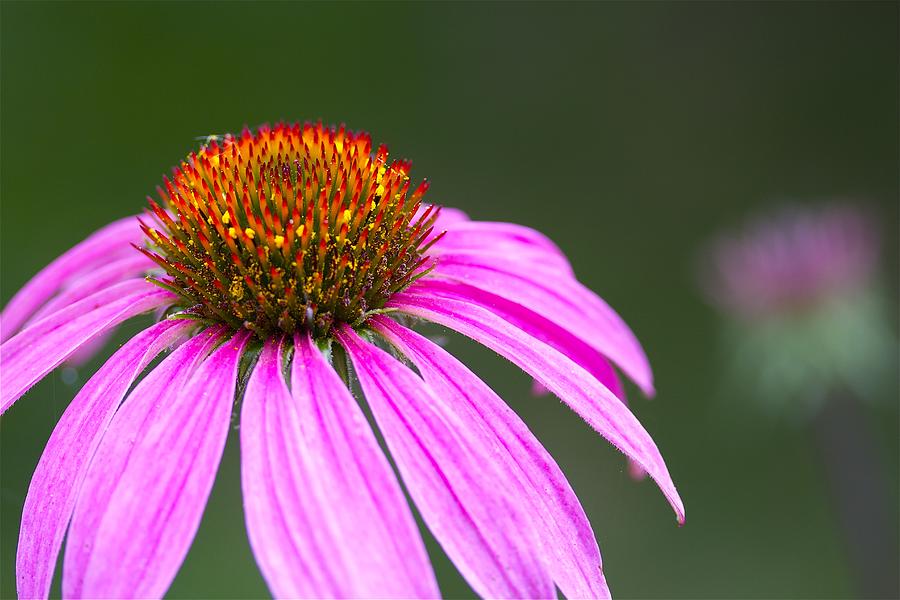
813 390 898 599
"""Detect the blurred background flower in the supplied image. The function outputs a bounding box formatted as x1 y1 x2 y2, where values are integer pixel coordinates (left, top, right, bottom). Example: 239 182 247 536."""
700 203 898 599
701 204 895 419
1 2 897 598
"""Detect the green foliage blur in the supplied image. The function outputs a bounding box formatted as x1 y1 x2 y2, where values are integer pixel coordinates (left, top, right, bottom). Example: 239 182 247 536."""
2 2 897 598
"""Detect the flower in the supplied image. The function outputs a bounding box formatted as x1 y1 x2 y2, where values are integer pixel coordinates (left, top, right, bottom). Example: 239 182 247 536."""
2 122 683 599
700 204 895 417
702 205 880 319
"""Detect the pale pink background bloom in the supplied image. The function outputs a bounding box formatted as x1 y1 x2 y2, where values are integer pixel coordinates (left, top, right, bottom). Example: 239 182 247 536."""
699 204 893 417
702 205 879 319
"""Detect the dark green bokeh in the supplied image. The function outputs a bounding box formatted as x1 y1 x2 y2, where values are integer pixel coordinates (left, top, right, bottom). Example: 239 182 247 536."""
2 2 897 598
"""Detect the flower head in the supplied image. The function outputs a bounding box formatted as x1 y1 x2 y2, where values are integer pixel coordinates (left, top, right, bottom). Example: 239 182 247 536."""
141 123 437 337
2 122 682 599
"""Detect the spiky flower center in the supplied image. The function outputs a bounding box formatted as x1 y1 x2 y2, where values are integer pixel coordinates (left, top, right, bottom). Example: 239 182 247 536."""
140 122 440 338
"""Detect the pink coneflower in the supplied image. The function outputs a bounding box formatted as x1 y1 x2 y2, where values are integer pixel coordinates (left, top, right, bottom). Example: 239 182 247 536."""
2 122 683 600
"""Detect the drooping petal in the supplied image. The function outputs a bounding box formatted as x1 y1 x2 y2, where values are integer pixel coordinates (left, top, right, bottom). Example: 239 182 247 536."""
0 280 176 414
16 319 194 600
532 356 625 402
1 216 143 341
389 291 685 524
432 221 573 275
241 338 337 598
292 335 439 598
63 327 221 598
337 326 555 600
412 277 632 402
28 253 155 324
241 337 438 599
428 257 655 395
63 326 242 599
373 316 611 599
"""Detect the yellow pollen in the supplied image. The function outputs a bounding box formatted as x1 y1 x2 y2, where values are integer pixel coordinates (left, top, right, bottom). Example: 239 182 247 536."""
230 278 244 300
274 235 285 248
228 227 238 239
296 224 305 237
244 228 256 239
222 212 230 224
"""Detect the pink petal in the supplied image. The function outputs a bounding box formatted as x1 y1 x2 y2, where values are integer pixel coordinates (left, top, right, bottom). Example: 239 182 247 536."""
416 203 469 228
241 338 337 598
0 280 176 414
389 291 685 524
16 319 194 600
533 364 626 402
63 328 218 598
418 205 470 247
546 357 624 404
427 257 655 396
28 254 155 324
292 335 439 598
434 206 470 226
373 317 612 599
63 327 242 599
241 337 438 599
432 221 573 275
413 277 632 403
1 216 143 342
337 326 555 599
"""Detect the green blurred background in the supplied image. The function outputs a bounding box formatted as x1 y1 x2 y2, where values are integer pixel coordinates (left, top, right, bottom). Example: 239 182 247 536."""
2 2 897 598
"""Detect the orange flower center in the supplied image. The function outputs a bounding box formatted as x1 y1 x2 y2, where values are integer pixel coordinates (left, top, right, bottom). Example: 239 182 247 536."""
140 122 440 338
